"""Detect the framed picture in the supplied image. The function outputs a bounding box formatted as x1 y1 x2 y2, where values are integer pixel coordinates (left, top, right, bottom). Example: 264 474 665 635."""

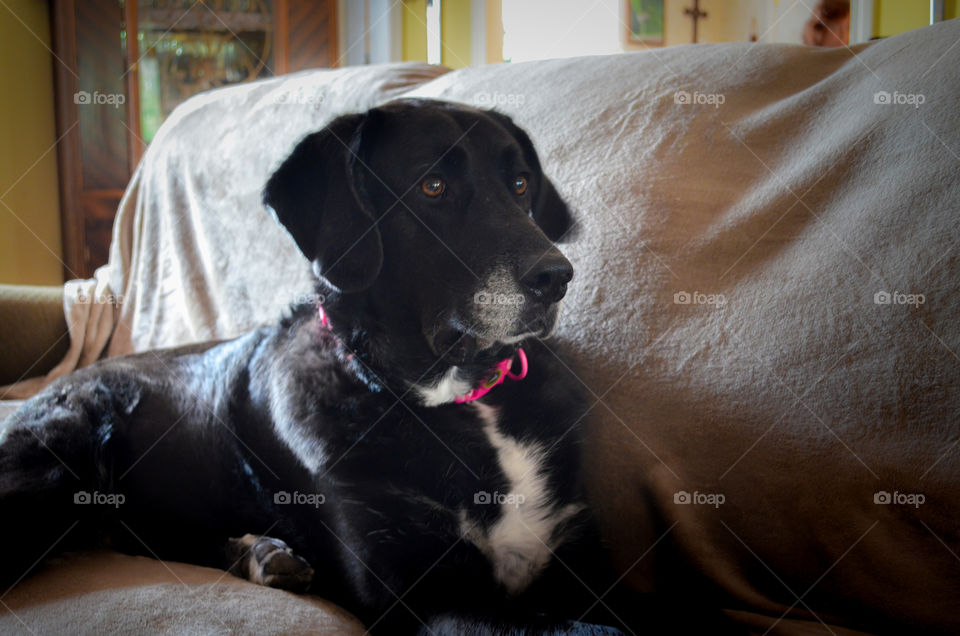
625 0 665 47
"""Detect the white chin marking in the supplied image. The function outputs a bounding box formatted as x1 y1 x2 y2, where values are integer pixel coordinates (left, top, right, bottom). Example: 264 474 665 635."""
413 366 472 407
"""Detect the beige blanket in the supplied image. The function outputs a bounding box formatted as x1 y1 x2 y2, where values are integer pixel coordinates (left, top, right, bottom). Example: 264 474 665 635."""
3 19 960 634
0 551 364 635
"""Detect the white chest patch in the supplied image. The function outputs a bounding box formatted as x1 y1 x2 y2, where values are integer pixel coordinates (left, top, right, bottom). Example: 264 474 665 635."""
459 402 584 596
414 366 472 406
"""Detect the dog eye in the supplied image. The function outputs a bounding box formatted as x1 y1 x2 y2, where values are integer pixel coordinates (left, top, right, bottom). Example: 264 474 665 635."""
421 177 445 197
513 176 528 195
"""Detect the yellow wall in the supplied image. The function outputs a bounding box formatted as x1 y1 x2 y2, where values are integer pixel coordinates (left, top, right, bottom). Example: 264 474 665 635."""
401 0 475 68
402 0 428 62
441 0 471 68
874 0 929 37
875 0 960 35
0 0 62 285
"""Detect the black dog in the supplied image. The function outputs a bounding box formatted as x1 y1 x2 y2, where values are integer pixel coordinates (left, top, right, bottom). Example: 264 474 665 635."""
0 100 639 634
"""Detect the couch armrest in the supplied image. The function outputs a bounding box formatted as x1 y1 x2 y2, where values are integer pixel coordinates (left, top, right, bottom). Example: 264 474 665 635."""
0 284 70 387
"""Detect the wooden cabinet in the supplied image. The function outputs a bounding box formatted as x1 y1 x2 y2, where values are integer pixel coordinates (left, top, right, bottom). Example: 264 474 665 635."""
51 0 338 279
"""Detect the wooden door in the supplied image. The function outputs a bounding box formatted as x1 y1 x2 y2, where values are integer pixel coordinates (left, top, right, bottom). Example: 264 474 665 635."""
51 0 337 279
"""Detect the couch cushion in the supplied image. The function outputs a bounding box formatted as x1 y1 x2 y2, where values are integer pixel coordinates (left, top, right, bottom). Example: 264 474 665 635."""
0 285 68 387
0 551 364 635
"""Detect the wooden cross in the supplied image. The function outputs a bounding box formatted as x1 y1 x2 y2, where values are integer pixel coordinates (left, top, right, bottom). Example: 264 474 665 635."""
684 0 708 43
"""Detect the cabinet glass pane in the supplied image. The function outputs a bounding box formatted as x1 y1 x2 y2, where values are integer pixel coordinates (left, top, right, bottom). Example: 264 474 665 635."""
136 0 275 143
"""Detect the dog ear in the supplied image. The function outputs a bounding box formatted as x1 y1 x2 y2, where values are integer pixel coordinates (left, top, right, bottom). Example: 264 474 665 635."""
486 110 576 243
263 113 383 293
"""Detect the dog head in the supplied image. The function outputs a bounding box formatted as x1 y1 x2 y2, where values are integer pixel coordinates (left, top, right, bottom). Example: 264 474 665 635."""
263 99 574 404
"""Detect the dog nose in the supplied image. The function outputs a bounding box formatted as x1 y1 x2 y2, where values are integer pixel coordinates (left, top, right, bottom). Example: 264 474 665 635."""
521 254 573 303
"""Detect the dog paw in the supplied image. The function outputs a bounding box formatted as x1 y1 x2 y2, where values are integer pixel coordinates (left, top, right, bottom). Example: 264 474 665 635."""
226 534 314 592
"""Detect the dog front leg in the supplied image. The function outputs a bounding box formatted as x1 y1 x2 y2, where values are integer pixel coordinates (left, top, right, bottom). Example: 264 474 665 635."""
224 533 315 592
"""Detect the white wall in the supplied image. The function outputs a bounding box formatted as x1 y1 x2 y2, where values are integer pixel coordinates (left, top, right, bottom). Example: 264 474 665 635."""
689 0 808 44
500 0 824 64
502 0 623 62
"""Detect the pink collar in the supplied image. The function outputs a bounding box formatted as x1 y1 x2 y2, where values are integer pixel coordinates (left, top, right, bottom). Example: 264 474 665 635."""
454 347 528 403
318 305 528 404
